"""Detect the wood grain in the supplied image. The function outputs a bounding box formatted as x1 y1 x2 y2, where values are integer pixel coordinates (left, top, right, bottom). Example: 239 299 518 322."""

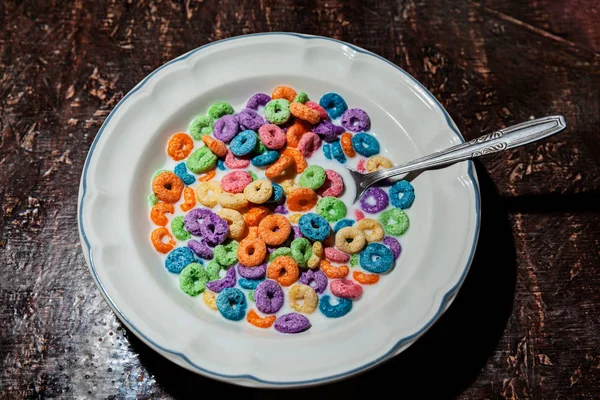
1 0 598 398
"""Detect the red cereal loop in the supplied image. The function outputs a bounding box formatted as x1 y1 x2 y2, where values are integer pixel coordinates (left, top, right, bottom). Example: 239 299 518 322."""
290 102 320 124
287 188 318 212
355 209 365 221
237 237 267 267
286 119 312 147
152 171 184 203
267 256 300 286
151 227 176 254
247 309 276 328
167 133 194 161
180 187 196 212
265 153 294 179
353 270 380 285
201 135 227 158
305 101 329 120
244 206 270 227
271 86 297 102
258 215 292 246
198 170 216 182
340 133 356 157
150 202 175 226
282 147 307 173
320 259 349 279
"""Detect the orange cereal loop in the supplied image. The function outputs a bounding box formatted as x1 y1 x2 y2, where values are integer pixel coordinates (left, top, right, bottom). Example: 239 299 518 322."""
286 188 318 212
271 86 297 102
180 187 196 212
151 227 176 254
198 170 216 182
267 256 300 286
320 259 349 279
152 171 184 203
286 119 312 147
201 135 227 158
167 133 194 161
341 133 356 157
258 215 292 246
246 309 277 328
353 270 380 285
244 206 270 227
283 147 307 173
290 102 320 124
265 153 294 180
245 226 259 239
150 202 175 226
237 237 267 267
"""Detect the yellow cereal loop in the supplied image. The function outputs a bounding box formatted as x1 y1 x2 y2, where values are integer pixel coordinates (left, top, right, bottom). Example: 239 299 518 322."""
366 156 393 172
243 179 273 204
219 193 249 210
203 290 218 310
335 226 366 254
356 218 385 242
217 209 246 240
307 241 323 269
196 181 222 208
289 284 319 314
289 213 302 224
280 178 299 195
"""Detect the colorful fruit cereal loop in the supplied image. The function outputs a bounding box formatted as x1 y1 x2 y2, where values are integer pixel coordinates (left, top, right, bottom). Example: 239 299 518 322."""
165 247 195 273
383 236 402 260
333 219 354 234
299 269 327 294
180 187 196 212
225 148 251 169
274 313 311 334
213 114 239 142
203 290 218 310
319 259 349 279
265 153 294 179
230 129 258 156
238 108 264 131
218 193 249 210
290 102 320 124
324 247 350 263
316 169 344 198
319 92 348 119
188 239 213 259
269 247 292 262
266 183 284 203
360 242 394 273
149 193 159 206
247 291 255 302
189 115 214 140
201 135 227 157
307 251 321 269
305 101 328 120
246 309 276 328
357 218 385 243
171 216 191 240
298 213 330 241
237 236 267 267
379 208 410 236
255 279 284 314
341 108 371 132
258 214 292 246
196 181 222 208
289 284 319 314
179 263 209 296
340 133 356 157
216 287 247 321
283 147 307 173
237 262 267 279
355 209 365 221
314 120 345 142
353 270 380 285
245 226 259 239
244 179 273 204
187 146 217 173
267 256 300 286
238 277 264 290
213 240 239 267
258 124 286 149
389 180 415 209
288 213 302 224
286 119 312 147
350 253 359 268
316 196 347 222
360 187 389 214
330 279 363 299
174 162 195 185
291 237 312 267
244 206 270 227
151 227 176 254
294 91 309 103
150 202 175 226
208 102 234 120
206 266 237 292
246 93 271 110
297 131 322 158
335 226 366 254
167 133 194 161
251 150 279 167
287 188 318 212
205 260 222 280
264 99 291 125
351 133 380 157
152 171 184 203
366 155 393 172
319 295 352 318
198 170 216 182
299 165 326 190
331 140 346 163
221 171 252 194
271 85 297 102
217 209 246 240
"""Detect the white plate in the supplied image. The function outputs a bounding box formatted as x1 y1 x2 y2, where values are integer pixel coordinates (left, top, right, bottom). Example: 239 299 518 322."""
78 33 480 388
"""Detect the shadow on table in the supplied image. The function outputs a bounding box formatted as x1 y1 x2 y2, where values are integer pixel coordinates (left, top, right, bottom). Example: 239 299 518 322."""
129 163 517 399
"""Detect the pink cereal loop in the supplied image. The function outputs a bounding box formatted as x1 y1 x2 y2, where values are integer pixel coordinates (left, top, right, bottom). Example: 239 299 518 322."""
316 169 344 197
357 158 367 173
297 132 322 158
355 209 365 221
258 124 286 150
221 171 252 193
225 148 251 169
324 247 350 263
305 101 328 120
330 279 363 299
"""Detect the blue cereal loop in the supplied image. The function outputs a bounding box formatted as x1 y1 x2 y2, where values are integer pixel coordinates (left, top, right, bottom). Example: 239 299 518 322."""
359 242 394 274
267 182 284 203
165 247 196 273
330 140 346 163
389 180 415 209
216 287 247 321
323 143 332 159
319 295 352 318
298 213 330 241
238 277 265 290
319 93 348 119
352 133 380 157
251 150 279 167
217 159 226 170
230 129 258 156
334 219 354 234
174 162 196 185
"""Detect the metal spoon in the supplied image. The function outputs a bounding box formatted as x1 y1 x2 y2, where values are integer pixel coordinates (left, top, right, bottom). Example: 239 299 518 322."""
348 115 567 203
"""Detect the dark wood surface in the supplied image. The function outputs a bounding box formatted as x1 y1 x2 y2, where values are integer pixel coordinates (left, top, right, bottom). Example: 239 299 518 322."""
1 1 599 398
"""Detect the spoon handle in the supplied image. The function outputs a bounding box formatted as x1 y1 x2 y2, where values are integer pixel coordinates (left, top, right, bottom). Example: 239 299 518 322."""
359 115 566 187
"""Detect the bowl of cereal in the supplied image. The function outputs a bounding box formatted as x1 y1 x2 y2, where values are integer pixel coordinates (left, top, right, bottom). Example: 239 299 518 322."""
78 33 480 387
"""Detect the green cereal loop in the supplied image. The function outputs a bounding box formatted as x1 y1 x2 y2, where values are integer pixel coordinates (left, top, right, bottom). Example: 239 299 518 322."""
248 290 255 302
208 102 234 119
148 193 159 206
269 247 292 261
206 260 222 281
248 171 258 181
378 208 410 236
171 216 191 241
186 146 217 173
294 91 309 103
255 137 268 154
214 240 239 267
179 263 209 296
153 169 168 179
291 238 312 267
264 99 291 125
298 165 326 190
350 254 359 268
316 196 347 222
189 115 214 140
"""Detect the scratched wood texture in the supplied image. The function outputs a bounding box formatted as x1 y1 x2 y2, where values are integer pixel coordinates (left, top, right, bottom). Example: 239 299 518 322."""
1 0 599 399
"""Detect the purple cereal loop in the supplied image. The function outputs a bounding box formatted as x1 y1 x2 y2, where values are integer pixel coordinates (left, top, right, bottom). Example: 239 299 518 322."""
184 208 213 236
246 93 271 110
299 269 328 294
254 280 284 314
206 266 236 293
237 262 267 279
383 236 402 260
200 213 229 246
313 120 344 142
292 225 303 240
213 115 239 142
274 204 289 214
274 313 310 334
341 108 371 132
188 239 213 259
238 108 265 131
359 187 389 213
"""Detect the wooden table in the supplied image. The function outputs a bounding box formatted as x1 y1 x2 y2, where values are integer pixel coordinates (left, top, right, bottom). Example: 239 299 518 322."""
1 1 598 398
